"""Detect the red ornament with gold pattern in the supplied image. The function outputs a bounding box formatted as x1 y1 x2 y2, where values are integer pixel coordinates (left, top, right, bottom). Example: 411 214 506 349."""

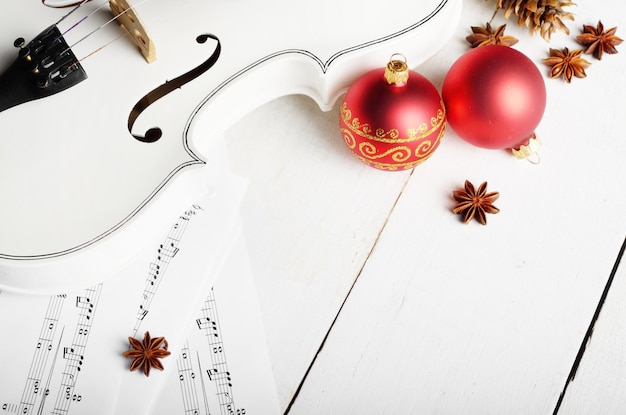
339 55 446 170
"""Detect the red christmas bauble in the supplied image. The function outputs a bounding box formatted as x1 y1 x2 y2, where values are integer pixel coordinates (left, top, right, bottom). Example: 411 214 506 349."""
442 45 546 156
340 57 446 170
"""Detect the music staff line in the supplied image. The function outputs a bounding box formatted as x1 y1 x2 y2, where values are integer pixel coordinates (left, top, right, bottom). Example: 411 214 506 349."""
51 284 102 415
170 287 247 415
176 343 203 415
132 207 200 337
1 284 103 415
18 295 66 415
198 289 244 415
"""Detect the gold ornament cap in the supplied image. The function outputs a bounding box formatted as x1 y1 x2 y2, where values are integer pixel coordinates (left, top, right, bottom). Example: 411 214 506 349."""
511 133 541 163
384 54 409 86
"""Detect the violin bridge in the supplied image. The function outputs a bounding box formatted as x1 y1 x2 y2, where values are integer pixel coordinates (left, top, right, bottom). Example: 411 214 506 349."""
109 0 156 63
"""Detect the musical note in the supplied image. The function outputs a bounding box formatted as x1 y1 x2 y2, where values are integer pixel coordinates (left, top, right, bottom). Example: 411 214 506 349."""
149 230 283 415
74 296 93 320
195 317 217 335
62 348 83 363
157 238 180 259
132 205 203 337
206 368 216 381
11 295 66 415
1 402 17 413
175 343 201 414
0 181 247 415
138 308 149 321
197 289 242 414
34 326 65 415
148 262 160 281
50 284 101 414
74 297 90 306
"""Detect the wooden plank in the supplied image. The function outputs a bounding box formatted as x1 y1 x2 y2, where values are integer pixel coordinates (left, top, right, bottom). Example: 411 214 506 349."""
222 95 412 410
284 0 626 413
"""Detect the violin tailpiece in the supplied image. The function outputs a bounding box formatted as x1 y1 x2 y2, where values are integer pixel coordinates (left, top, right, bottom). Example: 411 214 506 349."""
109 0 156 63
0 25 87 113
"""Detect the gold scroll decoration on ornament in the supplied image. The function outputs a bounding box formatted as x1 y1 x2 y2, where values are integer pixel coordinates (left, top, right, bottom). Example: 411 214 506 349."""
109 0 156 63
344 128 444 170
340 102 445 144
339 102 446 170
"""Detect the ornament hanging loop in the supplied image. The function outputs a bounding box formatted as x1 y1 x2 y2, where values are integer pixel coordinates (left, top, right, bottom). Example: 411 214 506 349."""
385 53 409 86
389 53 407 64
524 152 541 165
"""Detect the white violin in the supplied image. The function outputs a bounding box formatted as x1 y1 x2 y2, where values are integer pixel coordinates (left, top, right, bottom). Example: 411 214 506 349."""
0 0 461 292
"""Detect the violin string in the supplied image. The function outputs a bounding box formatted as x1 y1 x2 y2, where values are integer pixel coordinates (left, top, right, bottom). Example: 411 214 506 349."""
77 29 130 62
53 0 91 26
51 0 111 48
57 26 128 75
59 0 112 37
59 0 150 56
58 0 150 74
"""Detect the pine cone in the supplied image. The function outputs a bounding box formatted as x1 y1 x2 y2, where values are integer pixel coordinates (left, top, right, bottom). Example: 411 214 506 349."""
493 0 575 41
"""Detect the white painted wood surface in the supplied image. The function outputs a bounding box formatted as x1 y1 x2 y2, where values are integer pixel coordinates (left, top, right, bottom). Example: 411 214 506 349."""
224 0 626 412
224 95 413 406
557 243 626 414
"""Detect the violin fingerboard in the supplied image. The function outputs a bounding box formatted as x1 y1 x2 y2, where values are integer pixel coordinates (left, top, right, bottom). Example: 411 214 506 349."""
109 0 156 63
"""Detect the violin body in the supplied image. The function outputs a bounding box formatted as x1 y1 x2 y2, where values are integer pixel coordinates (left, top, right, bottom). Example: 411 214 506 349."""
0 0 461 292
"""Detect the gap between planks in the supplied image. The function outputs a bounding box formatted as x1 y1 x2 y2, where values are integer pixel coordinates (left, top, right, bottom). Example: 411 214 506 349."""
553 236 626 414
283 168 416 414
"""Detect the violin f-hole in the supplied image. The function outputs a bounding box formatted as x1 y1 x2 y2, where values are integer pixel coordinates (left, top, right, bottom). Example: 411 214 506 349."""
128 33 221 143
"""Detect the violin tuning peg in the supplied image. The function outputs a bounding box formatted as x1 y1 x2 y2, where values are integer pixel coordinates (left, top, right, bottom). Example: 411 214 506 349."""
27 61 39 74
0 25 86 113
13 37 25 48
18 47 32 61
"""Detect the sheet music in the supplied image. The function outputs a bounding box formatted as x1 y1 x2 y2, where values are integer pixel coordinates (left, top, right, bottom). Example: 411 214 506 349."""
0 171 249 415
149 235 280 415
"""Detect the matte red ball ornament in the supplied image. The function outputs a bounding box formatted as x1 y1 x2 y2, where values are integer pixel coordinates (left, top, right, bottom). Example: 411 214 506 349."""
340 55 446 170
442 45 546 159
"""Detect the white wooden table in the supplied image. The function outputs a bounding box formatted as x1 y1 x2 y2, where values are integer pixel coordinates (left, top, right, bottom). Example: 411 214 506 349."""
223 0 626 412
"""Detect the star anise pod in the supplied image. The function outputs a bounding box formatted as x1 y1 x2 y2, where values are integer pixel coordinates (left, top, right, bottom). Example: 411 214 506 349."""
466 22 519 48
577 21 623 60
542 47 591 82
123 331 171 376
452 181 499 225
